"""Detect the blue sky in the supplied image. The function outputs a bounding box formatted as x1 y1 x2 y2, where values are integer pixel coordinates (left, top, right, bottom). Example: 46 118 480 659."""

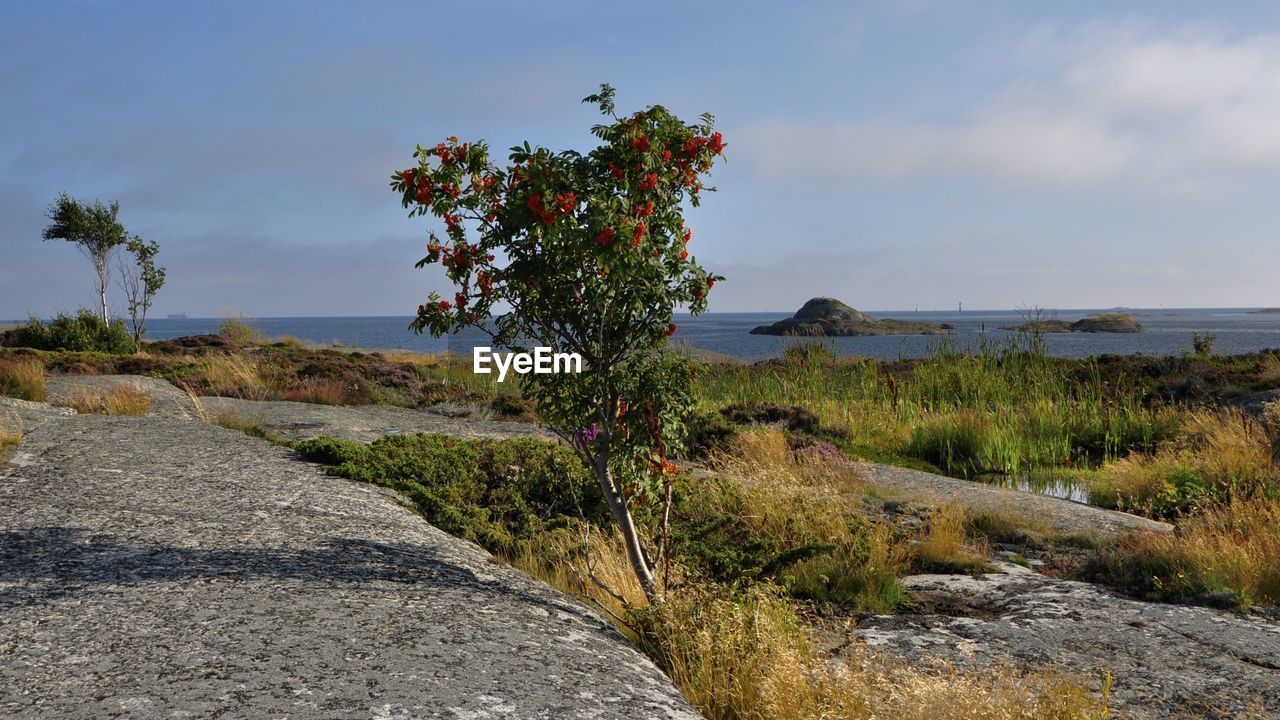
2 0 1279 318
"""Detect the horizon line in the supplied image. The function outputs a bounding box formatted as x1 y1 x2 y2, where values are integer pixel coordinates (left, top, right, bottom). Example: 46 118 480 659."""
7 305 1279 322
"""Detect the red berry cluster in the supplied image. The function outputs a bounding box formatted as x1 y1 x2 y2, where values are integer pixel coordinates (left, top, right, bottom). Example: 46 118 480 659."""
526 192 576 225
439 241 487 271
434 139 469 166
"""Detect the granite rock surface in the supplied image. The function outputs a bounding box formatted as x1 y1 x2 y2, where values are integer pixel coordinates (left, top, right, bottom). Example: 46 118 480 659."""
853 562 1280 719
0 406 698 719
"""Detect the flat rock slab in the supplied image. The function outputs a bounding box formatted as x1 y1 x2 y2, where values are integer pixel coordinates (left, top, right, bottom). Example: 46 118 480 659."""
856 462 1171 540
41 374 552 443
196 396 551 444
1 396 77 436
854 562 1280 719
0 411 698 719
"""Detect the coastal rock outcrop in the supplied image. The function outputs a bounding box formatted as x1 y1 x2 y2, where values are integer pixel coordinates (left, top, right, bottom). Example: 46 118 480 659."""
1069 312 1143 333
1005 313 1143 334
750 298 947 336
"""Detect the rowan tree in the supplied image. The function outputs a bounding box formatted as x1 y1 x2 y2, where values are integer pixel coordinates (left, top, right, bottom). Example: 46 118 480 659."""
393 85 726 600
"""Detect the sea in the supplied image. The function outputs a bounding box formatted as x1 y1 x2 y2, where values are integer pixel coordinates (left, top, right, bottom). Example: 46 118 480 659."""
134 308 1280 361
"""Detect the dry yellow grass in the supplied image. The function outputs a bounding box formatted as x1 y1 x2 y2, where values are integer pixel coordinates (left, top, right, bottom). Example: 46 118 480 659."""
0 413 22 458
372 348 452 366
715 430 991 578
1181 410 1274 486
1260 355 1280 386
175 381 213 423
218 314 267 345
708 429 910 609
712 427 862 494
511 524 1106 719
1266 402 1280 433
635 586 1109 720
281 378 348 405
198 354 267 398
966 509 1052 539
512 525 652 625
271 334 308 349
105 386 152 415
212 411 269 438
1094 408 1280 605
915 503 992 573
0 357 46 401
59 386 152 416
1111 496 1280 606
1092 409 1276 513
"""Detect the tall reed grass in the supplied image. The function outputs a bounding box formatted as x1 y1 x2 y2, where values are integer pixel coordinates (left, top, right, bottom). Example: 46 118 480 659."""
697 337 1179 477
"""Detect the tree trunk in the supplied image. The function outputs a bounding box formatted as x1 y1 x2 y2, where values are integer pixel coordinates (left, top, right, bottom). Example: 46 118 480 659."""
594 455 658 601
96 252 109 323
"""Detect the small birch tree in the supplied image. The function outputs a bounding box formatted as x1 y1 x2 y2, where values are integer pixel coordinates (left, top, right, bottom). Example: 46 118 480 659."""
118 235 166 343
42 193 128 323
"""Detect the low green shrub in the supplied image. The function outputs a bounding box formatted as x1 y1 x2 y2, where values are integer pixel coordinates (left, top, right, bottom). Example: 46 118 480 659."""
4 310 135 353
683 407 738 458
293 434 603 553
719 402 822 435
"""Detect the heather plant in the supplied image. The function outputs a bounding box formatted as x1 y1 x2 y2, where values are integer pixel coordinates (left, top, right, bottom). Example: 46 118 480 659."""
393 85 726 599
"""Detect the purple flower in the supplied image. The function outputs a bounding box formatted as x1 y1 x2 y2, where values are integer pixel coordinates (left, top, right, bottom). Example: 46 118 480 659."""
580 423 600 442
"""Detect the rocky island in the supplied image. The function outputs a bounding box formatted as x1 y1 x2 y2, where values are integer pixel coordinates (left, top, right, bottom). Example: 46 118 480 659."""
750 297 948 336
1005 312 1143 334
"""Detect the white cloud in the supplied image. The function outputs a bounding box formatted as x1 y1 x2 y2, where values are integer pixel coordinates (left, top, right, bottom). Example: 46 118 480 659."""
742 23 1280 190
745 111 1130 184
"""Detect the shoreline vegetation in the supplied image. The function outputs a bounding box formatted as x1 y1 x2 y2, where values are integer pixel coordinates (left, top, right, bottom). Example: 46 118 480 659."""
4 314 1280 718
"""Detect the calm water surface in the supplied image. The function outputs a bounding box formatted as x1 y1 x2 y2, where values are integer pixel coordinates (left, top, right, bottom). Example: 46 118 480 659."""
136 308 1280 361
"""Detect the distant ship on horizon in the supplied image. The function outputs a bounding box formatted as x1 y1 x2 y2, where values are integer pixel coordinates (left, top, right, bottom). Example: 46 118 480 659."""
166 313 189 319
